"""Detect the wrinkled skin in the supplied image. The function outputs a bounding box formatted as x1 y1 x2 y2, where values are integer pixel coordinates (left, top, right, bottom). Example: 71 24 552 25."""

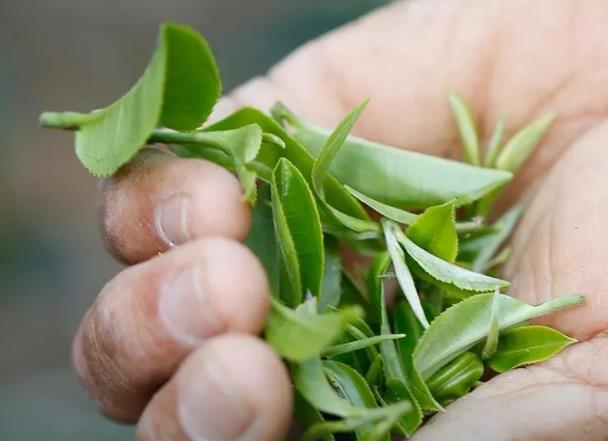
73 1 608 440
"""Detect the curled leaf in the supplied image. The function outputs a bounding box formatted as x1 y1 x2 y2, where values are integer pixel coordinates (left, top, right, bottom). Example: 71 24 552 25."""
448 92 480 166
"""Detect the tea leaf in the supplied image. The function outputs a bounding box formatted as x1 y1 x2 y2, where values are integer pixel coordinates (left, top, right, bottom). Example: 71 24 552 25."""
471 204 524 272
427 352 484 405
448 93 480 166
245 185 279 294
294 392 335 441
366 252 424 433
323 360 384 440
311 102 380 235
272 158 324 300
323 334 405 357
206 107 371 220
345 186 418 225
319 237 342 312
489 325 577 373
413 293 584 379
495 113 555 173
383 220 429 329
396 228 509 292
40 22 221 176
484 117 505 167
293 356 358 417
406 201 458 262
481 289 501 359
265 299 362 362
274 103 512 209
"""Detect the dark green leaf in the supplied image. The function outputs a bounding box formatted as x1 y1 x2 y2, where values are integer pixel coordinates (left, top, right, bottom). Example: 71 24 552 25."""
272 158 324 300
320 237 342 312
294 392 335 441
489 325 576 373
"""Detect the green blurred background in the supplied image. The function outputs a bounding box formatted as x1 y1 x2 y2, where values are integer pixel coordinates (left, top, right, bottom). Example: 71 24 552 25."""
0 1 388 440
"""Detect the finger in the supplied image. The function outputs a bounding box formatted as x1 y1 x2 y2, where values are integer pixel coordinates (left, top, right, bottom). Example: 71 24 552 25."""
72 237 269 421
505 120 608 341
100 147 251 264
412 335 608 441
219 0 608 200
136 334 292 441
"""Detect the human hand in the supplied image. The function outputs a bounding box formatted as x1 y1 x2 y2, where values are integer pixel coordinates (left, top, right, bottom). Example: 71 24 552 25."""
73 0 608 440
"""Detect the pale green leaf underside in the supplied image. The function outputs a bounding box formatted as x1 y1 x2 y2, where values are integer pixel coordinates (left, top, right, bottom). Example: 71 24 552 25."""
265 299 362 362
75 22 221 176
413 292 584 379
397 228 509 292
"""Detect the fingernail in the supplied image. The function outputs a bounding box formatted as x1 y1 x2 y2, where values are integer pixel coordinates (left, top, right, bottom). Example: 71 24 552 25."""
156 193 192 246
159 264 223 345
179 356 253 441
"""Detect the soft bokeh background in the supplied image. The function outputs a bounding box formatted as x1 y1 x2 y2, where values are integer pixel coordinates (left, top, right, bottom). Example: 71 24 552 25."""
0 1 388 439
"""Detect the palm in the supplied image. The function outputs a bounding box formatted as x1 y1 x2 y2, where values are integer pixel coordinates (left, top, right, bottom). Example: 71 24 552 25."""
225 0 608 438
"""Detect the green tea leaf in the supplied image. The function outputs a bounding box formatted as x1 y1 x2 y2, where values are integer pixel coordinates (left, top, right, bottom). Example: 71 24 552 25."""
294 392 335 441
345 186 418 225
481 289 501 359
205 107 373 223
495 113 555 173
41 23 221 176
323 334 405 357
311 102 380 235
484 117 505 167
365 252 424 433
293 356 358 417
406 201 458 262
489 325 577 373
245 185 279 294
448 93 480 166
274 103 512 210
471 204 524 272
265 298 362 362
382 219 429 329
319 237 342 312
413 293 584 379
272 158 324 300
323 360 384 441
396 228 509 292
427 352 484 405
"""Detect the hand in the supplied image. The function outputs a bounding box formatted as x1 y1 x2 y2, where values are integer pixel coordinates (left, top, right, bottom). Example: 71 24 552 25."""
73 0 608 440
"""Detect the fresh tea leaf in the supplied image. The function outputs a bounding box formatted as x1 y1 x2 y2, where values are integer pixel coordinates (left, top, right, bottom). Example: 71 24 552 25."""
406 201 458 262
41 23 221 176
322 334 405 357
272 158 324 299
320 237 342 312
294 392 335 441
489 325 577 373
311 102 380 235
382 220 429 329
273 103 512 210
448 93 480 166
396 228 509 292
495 113 555 173
484 117 505 167
481 289 501 359
413 293 584 379
265 299 362 362
427 352 484 406
345 186 418 225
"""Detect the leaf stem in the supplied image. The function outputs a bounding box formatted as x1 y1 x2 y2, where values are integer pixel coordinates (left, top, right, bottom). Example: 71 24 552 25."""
39 111 93 130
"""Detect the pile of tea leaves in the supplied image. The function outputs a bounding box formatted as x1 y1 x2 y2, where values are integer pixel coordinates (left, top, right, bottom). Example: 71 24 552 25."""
41 23 583 441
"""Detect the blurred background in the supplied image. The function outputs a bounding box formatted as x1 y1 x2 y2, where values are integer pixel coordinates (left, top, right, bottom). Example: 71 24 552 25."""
0 1 388 439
